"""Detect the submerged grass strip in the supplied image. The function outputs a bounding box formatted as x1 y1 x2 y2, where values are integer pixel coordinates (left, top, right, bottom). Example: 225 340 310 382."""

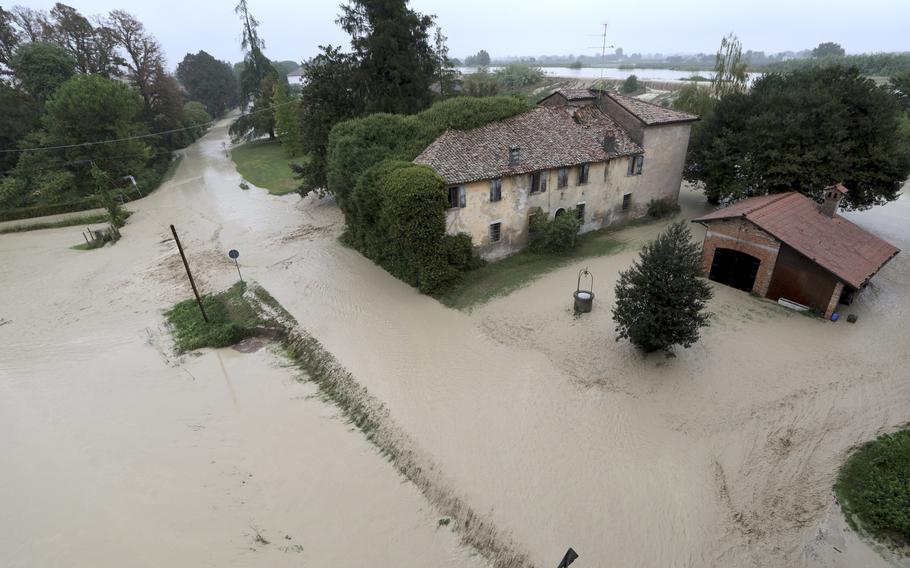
164 282 534 567
437 227 629 311
438 214 676 311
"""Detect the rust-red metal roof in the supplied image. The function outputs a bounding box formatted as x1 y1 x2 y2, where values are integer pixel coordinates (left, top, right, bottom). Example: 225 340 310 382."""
693 192 900 288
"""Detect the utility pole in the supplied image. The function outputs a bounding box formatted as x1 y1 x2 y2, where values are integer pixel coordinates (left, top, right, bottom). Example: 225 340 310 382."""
170 224 208 323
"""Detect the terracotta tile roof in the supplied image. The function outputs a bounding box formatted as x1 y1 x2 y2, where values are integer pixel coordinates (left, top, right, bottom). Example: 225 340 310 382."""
601 91 699 125
413 106 642 185
693 192 900 288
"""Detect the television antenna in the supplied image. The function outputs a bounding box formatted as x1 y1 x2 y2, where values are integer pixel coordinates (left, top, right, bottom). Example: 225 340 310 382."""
587 23 615 80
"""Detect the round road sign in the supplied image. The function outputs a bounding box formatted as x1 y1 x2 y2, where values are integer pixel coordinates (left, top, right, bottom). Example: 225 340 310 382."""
228 249 239 259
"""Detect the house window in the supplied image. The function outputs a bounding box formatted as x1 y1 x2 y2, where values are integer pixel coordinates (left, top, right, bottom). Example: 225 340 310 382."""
578 163 590 185
554 208 567 218
490 179 502 202
448 185 465 208
531 171 548 193
490 221 502 243
627 155 644 176
557 167 569 188
576 202 586 221
622 193 632 211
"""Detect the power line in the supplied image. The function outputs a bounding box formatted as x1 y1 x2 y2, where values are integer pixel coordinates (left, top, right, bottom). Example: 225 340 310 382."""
0 100 299 155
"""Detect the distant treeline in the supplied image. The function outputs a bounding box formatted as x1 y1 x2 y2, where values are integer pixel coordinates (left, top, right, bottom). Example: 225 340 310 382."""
759 53 910 77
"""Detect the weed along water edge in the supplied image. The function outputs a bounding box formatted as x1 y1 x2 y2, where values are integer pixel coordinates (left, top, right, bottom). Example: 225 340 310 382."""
2 115 910 567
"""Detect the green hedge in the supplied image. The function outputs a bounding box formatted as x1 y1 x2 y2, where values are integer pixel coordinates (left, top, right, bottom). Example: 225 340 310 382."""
0 197 100 222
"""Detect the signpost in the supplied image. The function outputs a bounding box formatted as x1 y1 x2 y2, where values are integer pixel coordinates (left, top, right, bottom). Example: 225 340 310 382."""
228 249 243 283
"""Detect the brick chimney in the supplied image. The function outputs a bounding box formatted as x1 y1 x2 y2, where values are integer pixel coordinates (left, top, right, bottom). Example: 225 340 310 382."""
820 183 848 218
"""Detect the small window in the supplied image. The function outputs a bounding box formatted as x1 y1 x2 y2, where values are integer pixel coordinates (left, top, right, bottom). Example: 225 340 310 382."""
578 163 589 185
554 208 567 218
627 155 644 176
490 221 502 243
448 186 465 209
531 171 548 193
490 179 502 202
557 167 569 189
576 203 586 221
622 193 632 211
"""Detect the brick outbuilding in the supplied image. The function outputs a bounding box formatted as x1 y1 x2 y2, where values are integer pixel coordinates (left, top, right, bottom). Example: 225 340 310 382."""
692 185 900 319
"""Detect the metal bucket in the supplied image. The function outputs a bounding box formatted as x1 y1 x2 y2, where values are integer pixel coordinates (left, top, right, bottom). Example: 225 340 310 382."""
574 290 594 313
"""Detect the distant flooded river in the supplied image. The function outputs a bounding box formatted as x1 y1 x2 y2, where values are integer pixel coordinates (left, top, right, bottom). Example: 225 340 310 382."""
458 65 759 83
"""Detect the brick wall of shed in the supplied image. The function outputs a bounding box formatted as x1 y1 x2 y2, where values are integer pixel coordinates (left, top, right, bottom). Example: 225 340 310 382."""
701 218 781 296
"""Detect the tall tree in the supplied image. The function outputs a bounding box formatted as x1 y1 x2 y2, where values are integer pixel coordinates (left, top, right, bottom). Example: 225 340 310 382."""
41 74 149 194
891 70 910 112
612 222 713 354
46 3 120 77
272 81 301 156
10 6 51 43
711 33 748 99
9 42 76 106
0 83 38 174
686 66 910 208
812 42 845 58
432 27 458 98
464 49 490 67
231 0 279 139
105 10 186 148
293 45 359 193
176 51 239 118
106 11 162 117
336 0 441 114
0 6 19 75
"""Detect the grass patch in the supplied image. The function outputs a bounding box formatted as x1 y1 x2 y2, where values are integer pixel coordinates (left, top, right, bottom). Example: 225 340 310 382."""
437 228 626 311
165 282 265 352
835 427 910 551
0 211 115 234
231 139 308 195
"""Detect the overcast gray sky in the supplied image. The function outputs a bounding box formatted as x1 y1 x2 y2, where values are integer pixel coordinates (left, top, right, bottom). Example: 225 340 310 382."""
12 0 910 68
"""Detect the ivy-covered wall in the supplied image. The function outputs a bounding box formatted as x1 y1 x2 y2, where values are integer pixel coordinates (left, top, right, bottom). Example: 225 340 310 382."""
325 96 529 293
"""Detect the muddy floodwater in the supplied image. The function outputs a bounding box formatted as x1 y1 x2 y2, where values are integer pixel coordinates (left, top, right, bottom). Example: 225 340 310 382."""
2 117 909 567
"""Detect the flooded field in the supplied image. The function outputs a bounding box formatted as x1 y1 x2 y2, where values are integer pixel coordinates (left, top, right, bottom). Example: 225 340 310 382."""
2 118 908 567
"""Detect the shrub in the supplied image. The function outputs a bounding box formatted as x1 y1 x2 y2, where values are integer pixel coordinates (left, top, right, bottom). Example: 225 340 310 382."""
494 64 545 89
529 209 581 254
621 74 640 94
612 221 713 353
647 198 680 218
835 428 910 548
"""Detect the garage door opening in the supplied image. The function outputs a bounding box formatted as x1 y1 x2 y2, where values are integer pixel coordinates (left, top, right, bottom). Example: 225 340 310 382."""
709 248 761 292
